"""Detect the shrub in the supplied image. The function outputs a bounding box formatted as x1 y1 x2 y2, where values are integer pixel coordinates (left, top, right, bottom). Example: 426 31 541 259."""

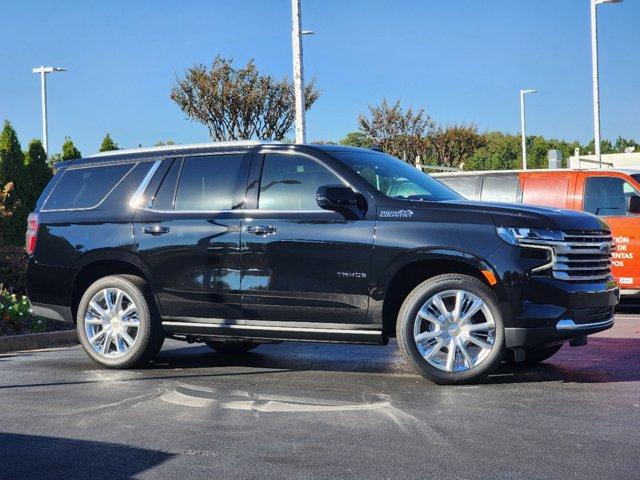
0 245 27 294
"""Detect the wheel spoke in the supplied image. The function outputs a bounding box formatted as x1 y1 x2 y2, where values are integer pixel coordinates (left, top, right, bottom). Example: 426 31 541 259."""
101 330 112 354
460 298 483 324
465 334 493 352
88 329 106 345
452 291 465 320
85 317 103 325
415 330 441 344
120 304 136 319
445 338 456 371
120 330 136 347
89 301 108 319
432 294 449 318
423 339 445 361
457 337 474 367
114 290 124 315
103 290 114 314
463 322 493 333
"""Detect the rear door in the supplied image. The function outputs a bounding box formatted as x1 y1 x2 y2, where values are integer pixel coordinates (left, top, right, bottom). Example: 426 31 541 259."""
133 151 251 322
580 172 640 292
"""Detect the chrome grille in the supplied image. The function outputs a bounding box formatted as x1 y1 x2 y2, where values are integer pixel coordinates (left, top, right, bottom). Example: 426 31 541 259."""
554 231 612 282
522 230 613 283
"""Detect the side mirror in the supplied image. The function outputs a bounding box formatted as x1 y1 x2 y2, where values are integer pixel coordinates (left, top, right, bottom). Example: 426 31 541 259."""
628 195 640 214
315 184 366 219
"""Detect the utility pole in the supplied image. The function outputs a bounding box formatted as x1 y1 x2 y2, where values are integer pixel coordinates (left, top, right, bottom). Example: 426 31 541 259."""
32 66 66 156
291 0 306 144
520 89 537 170
591 0 623 169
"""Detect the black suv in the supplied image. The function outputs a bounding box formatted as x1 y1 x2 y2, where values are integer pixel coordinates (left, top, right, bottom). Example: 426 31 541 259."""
26 142 618 384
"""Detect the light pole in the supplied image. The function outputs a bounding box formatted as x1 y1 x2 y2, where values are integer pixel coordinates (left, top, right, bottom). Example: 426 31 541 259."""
520 89 537 170
291 0 313 144
32 66 66 156
591 0 622 169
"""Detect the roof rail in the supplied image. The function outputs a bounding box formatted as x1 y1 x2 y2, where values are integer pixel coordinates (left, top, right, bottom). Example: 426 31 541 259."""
84 140 283 159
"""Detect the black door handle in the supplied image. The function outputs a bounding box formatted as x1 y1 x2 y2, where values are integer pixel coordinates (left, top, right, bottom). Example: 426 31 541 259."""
246 225 277 236
143 225 170 236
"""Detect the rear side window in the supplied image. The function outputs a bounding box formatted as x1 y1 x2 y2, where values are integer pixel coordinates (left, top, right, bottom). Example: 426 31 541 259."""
258 154 343 210
481 175 519 203
174 154 242 211
43 163 134 210
437 176 479 199
151 159 182 210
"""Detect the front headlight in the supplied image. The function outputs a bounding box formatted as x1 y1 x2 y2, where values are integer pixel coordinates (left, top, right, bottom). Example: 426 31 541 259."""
495 227 564 246
495 227 559 273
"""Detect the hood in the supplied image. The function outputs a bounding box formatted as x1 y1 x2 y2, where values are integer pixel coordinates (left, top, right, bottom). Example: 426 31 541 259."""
408 200 610 231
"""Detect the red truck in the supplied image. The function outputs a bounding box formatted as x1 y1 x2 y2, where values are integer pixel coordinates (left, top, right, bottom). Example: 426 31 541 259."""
435 169 640 299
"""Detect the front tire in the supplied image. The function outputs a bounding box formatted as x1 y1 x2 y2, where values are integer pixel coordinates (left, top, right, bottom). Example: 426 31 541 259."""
76 275 164 368
396 274 504 385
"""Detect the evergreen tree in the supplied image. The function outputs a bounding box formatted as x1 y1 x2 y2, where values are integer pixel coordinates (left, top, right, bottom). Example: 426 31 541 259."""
99 133 119 152
61 136 82 160
24 139 52 211
0 121 26 245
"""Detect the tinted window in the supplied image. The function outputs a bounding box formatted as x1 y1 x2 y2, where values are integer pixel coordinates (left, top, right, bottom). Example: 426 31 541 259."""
174 155 242 211
437 176 479 199
330 151 461 202
259 154 343 210
584 176 640 216
152 159 181 210
44 163 133 210
481 175 519 202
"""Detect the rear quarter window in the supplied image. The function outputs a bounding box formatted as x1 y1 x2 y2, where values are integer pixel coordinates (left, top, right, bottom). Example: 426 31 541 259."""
43 163 134 211
481 175 519 202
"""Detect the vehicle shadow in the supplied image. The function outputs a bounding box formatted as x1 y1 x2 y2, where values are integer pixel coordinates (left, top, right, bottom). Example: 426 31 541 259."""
150 336 640 385
0 432 173 480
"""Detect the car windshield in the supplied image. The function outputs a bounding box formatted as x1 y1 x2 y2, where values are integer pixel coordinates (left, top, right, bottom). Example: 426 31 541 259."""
331 150 462 202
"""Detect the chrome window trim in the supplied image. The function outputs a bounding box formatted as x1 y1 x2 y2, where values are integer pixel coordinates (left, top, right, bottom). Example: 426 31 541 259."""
129 160 162 208
556 317 614 331
41 162 140 213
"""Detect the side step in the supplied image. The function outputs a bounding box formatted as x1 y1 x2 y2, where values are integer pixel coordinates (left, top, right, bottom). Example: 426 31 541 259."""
162 321 386 345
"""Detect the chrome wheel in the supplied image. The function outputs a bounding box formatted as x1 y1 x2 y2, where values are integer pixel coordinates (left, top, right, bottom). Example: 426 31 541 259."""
84 288 140 358
413 289 496 373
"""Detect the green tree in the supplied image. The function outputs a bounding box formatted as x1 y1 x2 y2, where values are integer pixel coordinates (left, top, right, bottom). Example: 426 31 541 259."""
464 132 521 171
339 132 373 149
171 55 321 141
583 138 614 155
61 136 82 160
0 121 26 245
24 139 52 211
613 136 639 153
358 99 433 163
424 124 484 168
154 140 176 146
99 133 119 152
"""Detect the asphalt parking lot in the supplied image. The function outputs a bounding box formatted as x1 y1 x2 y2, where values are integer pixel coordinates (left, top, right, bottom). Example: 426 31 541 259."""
1 312 639 480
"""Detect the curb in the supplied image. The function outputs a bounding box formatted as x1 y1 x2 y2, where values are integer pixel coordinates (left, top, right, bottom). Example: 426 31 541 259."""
0 330 78 354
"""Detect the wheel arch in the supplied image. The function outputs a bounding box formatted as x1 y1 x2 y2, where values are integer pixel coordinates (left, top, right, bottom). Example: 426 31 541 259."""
379 249 505 338
71 251 156 323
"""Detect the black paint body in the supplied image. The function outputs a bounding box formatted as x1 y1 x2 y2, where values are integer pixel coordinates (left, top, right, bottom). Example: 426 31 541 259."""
26 144 619 349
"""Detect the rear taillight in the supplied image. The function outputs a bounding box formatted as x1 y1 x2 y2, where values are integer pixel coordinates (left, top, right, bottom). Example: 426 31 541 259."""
26 213 38 255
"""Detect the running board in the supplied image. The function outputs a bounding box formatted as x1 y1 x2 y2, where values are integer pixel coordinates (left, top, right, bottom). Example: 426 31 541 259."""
161 321 386 345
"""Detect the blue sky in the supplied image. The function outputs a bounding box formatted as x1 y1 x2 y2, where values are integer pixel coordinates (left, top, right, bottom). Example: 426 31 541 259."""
0 0 638 156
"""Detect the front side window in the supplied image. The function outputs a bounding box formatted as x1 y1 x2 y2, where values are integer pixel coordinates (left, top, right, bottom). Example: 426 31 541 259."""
331 151 461 202
258 154 344 210
584 176 640 216
174 154 242 211
44 163 134 210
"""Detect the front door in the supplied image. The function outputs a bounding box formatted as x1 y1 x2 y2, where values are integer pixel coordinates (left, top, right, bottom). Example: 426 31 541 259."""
133 152 249 321
581 173 640 292
240 151 375 325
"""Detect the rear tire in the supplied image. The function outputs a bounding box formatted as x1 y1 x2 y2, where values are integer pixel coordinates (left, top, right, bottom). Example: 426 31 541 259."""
76 275 164 368
396 274 504 385
204 341 260 354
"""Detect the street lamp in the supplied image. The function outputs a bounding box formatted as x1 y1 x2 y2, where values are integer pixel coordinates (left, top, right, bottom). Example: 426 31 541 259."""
520 89 537 170
32 66 66 156
591 0 622 169
291 0 314 144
